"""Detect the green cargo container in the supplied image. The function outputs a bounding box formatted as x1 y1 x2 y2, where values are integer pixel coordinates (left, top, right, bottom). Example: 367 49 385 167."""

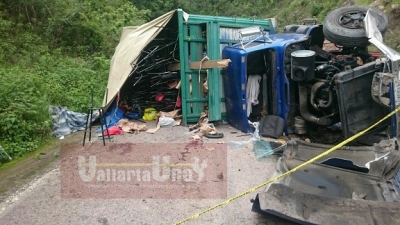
176 9 276 124
104 9 275 124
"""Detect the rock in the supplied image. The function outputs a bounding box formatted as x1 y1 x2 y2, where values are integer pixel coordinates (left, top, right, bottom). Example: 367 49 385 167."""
217 172 224 180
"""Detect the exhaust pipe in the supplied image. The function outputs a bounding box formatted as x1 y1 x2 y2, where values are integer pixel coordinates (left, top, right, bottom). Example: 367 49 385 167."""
298 83 332 126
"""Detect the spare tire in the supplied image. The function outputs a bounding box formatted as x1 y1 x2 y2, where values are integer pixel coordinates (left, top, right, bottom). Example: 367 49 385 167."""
323 5 388 47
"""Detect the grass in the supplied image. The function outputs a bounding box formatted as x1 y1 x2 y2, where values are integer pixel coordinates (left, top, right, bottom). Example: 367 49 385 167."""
0 137 59 171
357 0 374 5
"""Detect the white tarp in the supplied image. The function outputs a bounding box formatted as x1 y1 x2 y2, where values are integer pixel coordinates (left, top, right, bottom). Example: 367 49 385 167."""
103 10 177 108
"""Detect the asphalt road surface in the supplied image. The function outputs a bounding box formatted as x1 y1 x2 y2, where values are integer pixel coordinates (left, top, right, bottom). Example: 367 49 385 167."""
0 123 297 225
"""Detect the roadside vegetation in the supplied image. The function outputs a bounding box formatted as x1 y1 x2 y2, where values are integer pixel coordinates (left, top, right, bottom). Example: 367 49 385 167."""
1 0 399 163
0 0 148 162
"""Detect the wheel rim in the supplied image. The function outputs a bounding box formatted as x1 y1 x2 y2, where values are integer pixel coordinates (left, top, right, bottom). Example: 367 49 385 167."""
338 10 366 29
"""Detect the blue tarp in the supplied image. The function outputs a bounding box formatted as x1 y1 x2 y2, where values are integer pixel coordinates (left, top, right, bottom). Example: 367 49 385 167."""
49 106 99 137
104 102 124 127
50 97 143 137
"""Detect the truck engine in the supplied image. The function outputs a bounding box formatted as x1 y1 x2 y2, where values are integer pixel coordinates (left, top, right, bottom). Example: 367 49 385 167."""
283 34 388 143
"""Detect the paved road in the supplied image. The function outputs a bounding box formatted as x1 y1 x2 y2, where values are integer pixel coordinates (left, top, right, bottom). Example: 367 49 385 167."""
0 123 297 225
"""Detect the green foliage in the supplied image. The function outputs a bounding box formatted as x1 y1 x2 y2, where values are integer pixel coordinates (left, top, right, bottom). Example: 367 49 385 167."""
1 0 400 163
0 49 109 161
1 0 149 57
130 0 179 20
0 0 146 161
176 0 343 26
0 67 51 159
384 29 400 51
43 0 149 56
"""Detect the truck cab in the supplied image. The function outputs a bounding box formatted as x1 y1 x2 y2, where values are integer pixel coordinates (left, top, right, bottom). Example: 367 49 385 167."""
222 23 390 144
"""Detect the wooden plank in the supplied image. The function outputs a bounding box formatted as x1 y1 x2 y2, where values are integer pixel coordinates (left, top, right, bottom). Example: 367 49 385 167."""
167 59 231 71
190 59 231 69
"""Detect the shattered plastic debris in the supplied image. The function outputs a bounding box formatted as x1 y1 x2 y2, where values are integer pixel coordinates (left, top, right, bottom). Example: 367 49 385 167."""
228 121 286 159
146 109 181 134
252 139 286 159
159 117 175 126
227 121 260 148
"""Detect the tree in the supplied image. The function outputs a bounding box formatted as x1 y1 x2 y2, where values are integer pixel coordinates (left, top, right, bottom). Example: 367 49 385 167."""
130 0 179 20
0 0 149 56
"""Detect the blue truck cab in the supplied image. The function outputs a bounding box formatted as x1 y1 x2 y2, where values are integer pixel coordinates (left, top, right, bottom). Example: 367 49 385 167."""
222 24 390 143
222 25 324 134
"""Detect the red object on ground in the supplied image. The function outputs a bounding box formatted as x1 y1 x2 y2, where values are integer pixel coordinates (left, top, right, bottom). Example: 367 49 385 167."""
103 126 123 136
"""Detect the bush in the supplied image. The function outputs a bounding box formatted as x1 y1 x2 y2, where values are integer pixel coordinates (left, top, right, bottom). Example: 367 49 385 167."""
0 67 52 159
0 0 148 161
0 54 110 161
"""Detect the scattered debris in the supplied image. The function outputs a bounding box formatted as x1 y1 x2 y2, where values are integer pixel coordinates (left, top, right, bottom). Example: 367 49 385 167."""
146 109 181 134
117 119 147 134
189 111 224 138
159 117 175 126
103 126 123 136
158 110 182 126
192 135 201 140
253 138 286 159
204 132 224 139
352 192 367 200
189 111 209 132
206 147 215 151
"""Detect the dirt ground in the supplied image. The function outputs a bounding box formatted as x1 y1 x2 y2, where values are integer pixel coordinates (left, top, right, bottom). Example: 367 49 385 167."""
0 121 297 225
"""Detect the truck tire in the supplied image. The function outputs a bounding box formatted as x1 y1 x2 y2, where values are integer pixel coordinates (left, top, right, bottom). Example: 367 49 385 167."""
323 5 388 47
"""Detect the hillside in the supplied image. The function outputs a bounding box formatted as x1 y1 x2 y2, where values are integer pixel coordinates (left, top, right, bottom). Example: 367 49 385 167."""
1 0 400 162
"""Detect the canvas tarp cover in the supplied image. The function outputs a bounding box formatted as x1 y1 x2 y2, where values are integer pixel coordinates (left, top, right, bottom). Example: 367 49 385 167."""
103 10 177 108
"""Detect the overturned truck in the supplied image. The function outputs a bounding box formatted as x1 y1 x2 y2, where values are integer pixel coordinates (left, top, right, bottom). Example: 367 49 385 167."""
221 5 400 225
223 5 392 144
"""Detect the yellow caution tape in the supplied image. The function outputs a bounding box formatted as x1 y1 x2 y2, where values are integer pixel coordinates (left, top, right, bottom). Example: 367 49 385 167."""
174 106 400 225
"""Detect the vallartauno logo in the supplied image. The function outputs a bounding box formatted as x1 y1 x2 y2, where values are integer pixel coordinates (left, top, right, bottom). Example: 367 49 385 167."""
61 142 227 199
78 155 208 183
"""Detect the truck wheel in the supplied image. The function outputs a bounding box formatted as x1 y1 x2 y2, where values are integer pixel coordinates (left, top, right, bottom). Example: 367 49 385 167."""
323 5 388 47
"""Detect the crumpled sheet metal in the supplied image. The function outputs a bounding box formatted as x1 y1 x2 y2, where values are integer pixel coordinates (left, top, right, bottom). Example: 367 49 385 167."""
254 183 400 225
254 140 400 225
